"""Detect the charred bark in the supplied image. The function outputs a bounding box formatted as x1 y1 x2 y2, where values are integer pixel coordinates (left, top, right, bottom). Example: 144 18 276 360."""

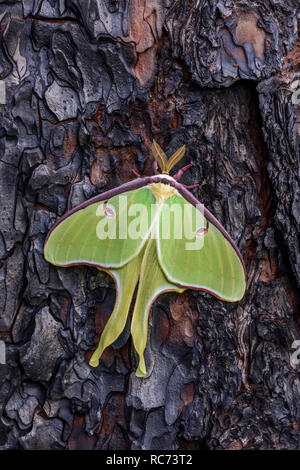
0 0 299 450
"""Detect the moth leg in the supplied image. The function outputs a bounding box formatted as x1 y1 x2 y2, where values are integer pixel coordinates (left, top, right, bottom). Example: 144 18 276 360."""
89 254 141 368
173 163 193 181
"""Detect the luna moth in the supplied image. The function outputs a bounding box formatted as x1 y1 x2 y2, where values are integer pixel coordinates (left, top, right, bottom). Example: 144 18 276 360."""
44 141 246 377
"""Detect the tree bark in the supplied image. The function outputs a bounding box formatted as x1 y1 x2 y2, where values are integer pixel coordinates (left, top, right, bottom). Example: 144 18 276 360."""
0 0 299 450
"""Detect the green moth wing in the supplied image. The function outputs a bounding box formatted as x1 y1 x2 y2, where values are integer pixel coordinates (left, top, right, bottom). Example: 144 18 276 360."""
130 237 185 377
157 193 246 302
89 253 142 368
44 187 156 269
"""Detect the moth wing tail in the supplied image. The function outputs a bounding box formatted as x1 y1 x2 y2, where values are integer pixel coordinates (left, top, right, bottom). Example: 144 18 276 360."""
89 257 140 367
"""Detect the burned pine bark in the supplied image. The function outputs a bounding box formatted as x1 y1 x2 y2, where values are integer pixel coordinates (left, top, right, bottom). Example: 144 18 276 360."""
0 0 299 450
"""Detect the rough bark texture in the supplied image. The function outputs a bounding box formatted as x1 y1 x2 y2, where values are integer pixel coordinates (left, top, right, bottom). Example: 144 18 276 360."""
0 0 299 450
